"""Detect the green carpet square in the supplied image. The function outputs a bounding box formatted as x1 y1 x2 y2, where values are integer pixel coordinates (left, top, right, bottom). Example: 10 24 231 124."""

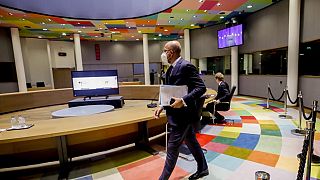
212 136 236 145
261 124 280 130
261 129 281 137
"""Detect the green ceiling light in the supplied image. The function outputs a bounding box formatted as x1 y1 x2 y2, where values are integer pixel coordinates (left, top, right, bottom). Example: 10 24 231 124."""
247 5 253 8
220 16 224 19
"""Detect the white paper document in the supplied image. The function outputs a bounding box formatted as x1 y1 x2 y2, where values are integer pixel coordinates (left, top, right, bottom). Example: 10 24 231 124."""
159 85 188 106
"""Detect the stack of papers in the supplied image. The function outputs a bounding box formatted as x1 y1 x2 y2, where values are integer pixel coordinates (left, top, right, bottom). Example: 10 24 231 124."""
159 85 188 106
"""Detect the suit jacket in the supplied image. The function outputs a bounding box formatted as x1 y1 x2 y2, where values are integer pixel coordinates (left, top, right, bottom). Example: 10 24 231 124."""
165 58 206 126
215 81 230 110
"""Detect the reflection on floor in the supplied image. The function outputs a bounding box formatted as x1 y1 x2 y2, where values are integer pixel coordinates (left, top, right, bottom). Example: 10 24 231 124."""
2 96 320 180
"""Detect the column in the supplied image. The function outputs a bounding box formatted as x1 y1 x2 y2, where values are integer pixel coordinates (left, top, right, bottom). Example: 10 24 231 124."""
143 34 150 85
74 33 83 71
231 46 238 95
10 28 27 92
46 40 55 89
184 29 190 61
199 57 207 73
287 0 301 106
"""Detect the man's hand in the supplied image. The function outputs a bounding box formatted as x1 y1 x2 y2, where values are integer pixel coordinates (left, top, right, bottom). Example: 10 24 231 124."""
154 107 164 119
170 97 184 108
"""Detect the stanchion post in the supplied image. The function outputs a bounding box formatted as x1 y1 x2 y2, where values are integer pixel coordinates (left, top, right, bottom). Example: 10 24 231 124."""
284 86 287 115
306 100 317 180
266 84 270 109
298 91 303 130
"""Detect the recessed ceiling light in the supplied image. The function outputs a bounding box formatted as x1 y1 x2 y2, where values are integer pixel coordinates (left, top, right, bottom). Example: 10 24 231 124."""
204 10 207 12
186 9 190 12
70 38 73 40
142 24 145 26
95 36 98 37
77 22 80 24
43 28 48 31
62 24 65 26
199 0 203 2
105 22 108 24
217 3 221 6
48 19 52 21
62 32 66 36
168 20 171 23
190 24 195 27
138 31 141 33
41 22 46 24
128 27 131 28
22 18 25 21
82 26 86 28
181 18 184 21
136 39 139 41
193 15 196 18
180 36 183 38
259 53 263 56
78 30 82 33
115 39 118 41
112 31 115 33
159 34 162 37
154 38 157 40
220 16 224 19
131 36 134 37
126 22 128 23
99 27 103 30
247 5 253 8
114 28 117 29
164 29 168 32
38 36 42 38
8 12 13 16
147 20 150 22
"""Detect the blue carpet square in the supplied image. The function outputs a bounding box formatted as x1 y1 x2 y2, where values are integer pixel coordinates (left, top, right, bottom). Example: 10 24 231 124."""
232 133 260 150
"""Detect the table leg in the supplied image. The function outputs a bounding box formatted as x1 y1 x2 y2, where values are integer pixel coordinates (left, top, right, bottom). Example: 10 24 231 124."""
135 121 159 155
56 136 69 179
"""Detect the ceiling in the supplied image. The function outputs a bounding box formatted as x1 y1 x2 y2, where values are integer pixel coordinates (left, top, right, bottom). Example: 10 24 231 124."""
0 0 277 41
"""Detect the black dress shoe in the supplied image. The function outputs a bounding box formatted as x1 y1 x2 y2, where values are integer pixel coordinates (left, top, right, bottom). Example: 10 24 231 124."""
188 169 209 180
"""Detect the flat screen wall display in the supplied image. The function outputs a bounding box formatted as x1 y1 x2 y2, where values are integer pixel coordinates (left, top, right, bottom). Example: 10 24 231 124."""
71 70 119 97
217 24 243 49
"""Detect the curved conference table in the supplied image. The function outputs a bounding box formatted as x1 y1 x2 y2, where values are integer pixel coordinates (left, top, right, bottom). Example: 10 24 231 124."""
0 85 167 172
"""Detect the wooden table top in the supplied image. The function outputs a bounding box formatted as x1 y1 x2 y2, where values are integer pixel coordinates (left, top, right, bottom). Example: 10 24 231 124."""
0 100 164 144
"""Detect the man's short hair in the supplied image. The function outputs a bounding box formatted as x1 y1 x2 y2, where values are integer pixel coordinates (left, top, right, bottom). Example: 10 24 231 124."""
215 72 224 81
166 41 181 55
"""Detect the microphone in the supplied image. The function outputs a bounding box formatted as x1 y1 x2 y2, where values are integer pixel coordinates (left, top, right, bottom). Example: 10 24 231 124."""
147 93 158 108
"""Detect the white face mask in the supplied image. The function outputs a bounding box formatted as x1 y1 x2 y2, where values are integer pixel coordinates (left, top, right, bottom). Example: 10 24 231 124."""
161 52 169 65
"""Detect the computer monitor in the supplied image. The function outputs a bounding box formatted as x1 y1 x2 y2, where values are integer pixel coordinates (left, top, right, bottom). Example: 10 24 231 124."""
71 70 119 98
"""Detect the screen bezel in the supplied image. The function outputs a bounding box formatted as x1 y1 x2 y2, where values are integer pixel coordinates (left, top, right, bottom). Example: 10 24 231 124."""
71 70 119 97
217 24 244 49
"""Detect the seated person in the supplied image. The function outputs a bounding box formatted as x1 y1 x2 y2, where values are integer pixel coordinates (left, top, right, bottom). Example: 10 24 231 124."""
206 72 230 123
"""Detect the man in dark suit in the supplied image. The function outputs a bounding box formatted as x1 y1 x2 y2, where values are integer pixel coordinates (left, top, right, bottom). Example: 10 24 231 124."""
206 72 230 123
154 41 208 180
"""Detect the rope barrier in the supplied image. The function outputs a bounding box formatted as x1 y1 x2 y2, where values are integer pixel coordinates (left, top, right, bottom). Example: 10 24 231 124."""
300 98 313 120
268 86 286 101
286 90 298 104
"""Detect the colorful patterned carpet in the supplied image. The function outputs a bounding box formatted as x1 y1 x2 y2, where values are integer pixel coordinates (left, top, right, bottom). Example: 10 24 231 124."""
3 96 320 180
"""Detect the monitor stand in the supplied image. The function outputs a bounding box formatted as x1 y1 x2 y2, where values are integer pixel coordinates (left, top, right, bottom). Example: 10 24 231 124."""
69 96 124 108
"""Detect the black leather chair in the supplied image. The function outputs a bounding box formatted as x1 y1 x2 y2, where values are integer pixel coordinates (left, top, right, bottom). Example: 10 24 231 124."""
203 86 236 124
36 82 45 87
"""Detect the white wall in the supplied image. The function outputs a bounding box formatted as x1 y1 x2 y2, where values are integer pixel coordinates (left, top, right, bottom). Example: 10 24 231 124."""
50 41 75 68
21 38 52 87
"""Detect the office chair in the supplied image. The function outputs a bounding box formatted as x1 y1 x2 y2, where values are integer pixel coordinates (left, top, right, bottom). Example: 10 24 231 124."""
204 86 236 124
26 83 32 88
36 81 45 87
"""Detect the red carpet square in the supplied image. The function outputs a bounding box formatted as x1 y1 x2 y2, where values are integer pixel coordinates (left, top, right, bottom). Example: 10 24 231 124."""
204 142 229 153
241 116 256 119
119 155 189 180
247 150 280 167
196 134 216 146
